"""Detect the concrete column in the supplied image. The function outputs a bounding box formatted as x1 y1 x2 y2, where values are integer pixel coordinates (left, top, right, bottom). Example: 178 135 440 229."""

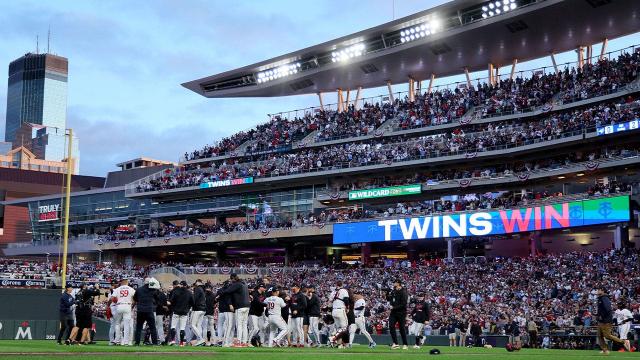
360 243 371 265
586 45 593 64
614 225 622 250
284 245 293 266
344 89 351 110
577 46 584 70
510 59 518 80
447 238 453 260
337 89 344 113
317 92 324 111
408 77 415 103
488 63 495 86
407 241 418 261
464 68 471 88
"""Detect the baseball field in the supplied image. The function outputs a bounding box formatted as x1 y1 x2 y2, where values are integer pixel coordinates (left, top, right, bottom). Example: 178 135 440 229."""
0 341 636 360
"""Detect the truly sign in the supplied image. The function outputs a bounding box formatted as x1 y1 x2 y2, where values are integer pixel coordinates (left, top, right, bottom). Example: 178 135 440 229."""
37 204 60 222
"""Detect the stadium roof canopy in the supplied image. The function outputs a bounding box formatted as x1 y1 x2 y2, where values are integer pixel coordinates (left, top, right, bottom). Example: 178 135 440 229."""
183 0 640 98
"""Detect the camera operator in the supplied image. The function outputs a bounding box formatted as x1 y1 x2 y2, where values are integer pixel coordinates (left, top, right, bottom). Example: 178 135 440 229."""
386 279 408 350
69 283 101 344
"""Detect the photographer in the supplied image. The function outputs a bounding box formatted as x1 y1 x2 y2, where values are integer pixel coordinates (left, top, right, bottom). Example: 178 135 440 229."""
386 279 408 350
69 283 101 345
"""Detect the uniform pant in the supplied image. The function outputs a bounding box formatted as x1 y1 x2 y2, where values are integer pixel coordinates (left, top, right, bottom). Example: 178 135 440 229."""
222 311 235 346
388 312 407 346
289 317 304 345
109 309 117 343
598 323 625 351
205 315 216 342
332 308 348 330
134 311 158 345
170 314 188 343
459 332 468 346
412 322 425 346
114 305 132 345
57 313 74 343
618 324 631 340
217 312 226 341
308 316 321 344
155 314 165 343
268 315 289 345
235 307 250 344
351 316 374 344
190 310 205 342
249 314 265 343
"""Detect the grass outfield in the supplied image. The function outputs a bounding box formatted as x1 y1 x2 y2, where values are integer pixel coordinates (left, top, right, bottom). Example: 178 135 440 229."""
0 341 636 360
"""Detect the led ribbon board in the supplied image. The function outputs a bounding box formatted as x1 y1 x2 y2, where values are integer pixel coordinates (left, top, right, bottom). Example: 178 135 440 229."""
348 184 422 200
333 195 629 244
596 119 639 136
200 177 254 189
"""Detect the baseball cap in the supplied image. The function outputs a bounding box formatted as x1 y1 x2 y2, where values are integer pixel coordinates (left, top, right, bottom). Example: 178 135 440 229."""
180 280 188 287
65 283 73 289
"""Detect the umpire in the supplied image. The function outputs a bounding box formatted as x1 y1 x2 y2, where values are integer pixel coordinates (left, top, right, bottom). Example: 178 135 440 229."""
133 278 161 346
387 278 408 349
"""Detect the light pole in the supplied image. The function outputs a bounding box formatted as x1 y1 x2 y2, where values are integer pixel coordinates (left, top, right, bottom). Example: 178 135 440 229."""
60 128 73 291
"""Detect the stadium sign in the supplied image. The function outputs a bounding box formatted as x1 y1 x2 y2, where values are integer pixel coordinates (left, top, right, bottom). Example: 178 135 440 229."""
37 204 60 222
348 184 422 200
596 119 639 136
199 177 254 189
0 279 46 288
333 196 629 244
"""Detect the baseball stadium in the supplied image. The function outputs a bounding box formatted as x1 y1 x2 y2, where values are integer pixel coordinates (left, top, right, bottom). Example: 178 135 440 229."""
0 0 639 359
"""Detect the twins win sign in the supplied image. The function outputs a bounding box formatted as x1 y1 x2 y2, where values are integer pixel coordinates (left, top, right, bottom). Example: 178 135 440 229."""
333 195 629 244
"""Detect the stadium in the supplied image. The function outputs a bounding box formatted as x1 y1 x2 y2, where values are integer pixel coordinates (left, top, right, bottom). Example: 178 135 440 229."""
1 0 640 359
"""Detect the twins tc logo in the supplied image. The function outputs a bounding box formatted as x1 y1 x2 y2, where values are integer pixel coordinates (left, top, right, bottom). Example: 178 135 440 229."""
15 321 32 340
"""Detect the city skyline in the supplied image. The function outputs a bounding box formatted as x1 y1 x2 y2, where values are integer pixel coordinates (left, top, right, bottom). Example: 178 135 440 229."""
0 0 639 176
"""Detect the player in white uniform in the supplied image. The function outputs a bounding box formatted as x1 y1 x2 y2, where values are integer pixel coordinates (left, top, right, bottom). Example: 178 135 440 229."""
112 278 136 346
614 302 633 348
350 292 376 348
107 281 118 345
329 281 349 330
264 287 289 347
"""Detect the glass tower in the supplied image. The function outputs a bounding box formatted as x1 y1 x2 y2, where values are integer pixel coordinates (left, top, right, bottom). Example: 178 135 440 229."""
5 53 68 144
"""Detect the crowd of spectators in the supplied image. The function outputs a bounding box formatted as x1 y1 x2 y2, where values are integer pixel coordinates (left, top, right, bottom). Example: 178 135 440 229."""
184 50 639 161
137 97 640 193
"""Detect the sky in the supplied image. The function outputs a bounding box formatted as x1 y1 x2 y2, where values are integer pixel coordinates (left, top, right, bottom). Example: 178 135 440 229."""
0 0 638 176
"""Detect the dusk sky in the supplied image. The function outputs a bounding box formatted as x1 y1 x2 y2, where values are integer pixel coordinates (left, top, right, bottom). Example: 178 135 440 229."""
0 0 638 176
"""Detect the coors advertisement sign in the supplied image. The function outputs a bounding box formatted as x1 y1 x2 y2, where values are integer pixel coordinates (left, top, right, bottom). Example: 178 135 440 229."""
38 204 60 222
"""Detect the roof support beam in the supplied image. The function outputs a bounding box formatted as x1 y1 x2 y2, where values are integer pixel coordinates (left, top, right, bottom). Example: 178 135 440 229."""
586 45 593 65
488 63 495 86
464 68 471 88
408 77 415 103
577 46 584 70
337 89 344 113
345 89 351 110
354 87 362 110
600 38 608 61
509 59 518 81
427 74 435 94
386 81 394 103
550 53 559 74
317 92 324 111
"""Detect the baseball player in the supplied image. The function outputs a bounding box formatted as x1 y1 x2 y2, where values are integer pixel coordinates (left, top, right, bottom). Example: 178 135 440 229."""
106 281 119 345
351 291 376 348
289 284 307 347
168 280 193 346
264 287 290 347
305 285 322 347
329 281 349 330
112 278 136 346
190 279 207 346
410 293 430 349
248 283 267 346
204 283 217 346
615 301 634 350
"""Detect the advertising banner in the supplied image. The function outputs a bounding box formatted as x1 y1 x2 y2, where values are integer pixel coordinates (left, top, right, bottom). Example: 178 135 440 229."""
348 184 422 200
199 177 253 189
0 279 46 288
596 119 639 136
333 196 629 244
37 204 60 222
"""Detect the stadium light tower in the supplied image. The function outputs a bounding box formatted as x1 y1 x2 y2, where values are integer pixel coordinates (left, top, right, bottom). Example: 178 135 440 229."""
331 43 366 62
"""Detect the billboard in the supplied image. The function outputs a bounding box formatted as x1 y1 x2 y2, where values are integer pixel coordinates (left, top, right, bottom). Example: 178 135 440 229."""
199 177 253 189
37 204 60 222
348 184 422 200
333 195 629 244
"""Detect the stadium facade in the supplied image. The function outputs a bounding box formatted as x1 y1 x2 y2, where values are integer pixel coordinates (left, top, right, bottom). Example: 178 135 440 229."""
2 0 640 264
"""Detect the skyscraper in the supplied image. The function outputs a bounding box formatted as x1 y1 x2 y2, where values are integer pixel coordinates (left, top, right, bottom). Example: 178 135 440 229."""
5 53 68 144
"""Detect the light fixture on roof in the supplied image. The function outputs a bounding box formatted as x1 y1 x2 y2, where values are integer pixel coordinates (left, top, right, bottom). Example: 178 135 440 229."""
482 0 517 18
399 20 438 44
256 62 301 83
331 43 366 63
